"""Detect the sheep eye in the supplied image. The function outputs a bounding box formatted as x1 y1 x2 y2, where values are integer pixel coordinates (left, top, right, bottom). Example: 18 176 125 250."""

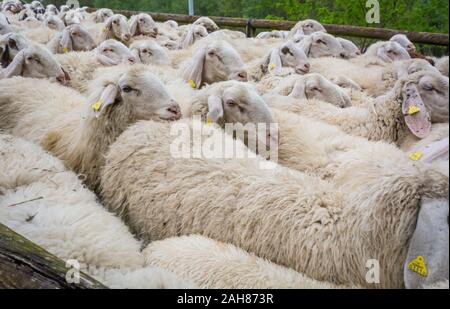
113 20 118 24
422 84 434 91
226 100 237 107
317 39 326 45
311 87 321 92
122 86 133 93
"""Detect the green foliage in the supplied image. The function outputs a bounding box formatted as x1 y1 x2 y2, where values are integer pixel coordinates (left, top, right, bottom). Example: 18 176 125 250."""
76 0 448 34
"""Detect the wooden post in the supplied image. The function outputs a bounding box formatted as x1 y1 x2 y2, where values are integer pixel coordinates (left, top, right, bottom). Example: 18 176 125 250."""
0 223 107 289
86 7 449 46
246 19 256 38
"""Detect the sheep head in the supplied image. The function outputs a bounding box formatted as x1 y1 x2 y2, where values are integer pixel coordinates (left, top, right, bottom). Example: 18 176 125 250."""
129 13 158 38
45 4 59 16
164 20 178 29
266 41 310 75
376 41 411 63
299 32 348 58
96 39 139 66
103 14 131 44
282 73 352 108
130 40 169 65
94 8 113 23
193 17 219 34
0 13 13 35
291 19 326 37
395 59 440 80
390 34 416 53
44 15 65 31
183 40 248 89
0 44 69 84
180 25 208 49
1 33 29 67
59 24 96 53
337 37 361 58
88 65 181 122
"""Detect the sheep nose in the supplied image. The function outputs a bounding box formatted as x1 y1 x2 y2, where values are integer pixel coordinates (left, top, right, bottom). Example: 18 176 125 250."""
56 74 67 85
237 71 248 81
123 34 131 41
296 63 310 74
340 52 348 58
167 104 182 120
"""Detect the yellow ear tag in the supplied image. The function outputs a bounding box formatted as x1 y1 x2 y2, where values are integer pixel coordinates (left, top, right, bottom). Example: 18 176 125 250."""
408 105 421 115
206 118 213 125
91 101 103 111
409 151 424 161
269 63 276 71
408 256 428 277
63 47 69 54
188 80 196 89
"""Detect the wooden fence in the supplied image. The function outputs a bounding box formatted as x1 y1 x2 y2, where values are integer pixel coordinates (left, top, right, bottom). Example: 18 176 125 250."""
86 7 449 46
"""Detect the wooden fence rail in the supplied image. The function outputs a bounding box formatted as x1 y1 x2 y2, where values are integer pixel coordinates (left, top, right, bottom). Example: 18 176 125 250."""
86 7 449 46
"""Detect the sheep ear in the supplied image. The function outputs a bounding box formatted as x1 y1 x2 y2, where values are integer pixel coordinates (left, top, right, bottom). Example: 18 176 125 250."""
377 47 392 63
404 198 449 289
60 28 73 53
181 26 195 49
96 50 120 66
91 84 119 118
298 36 312 57
207 95 224 123
268 48 282 74
1 45 9 68
3 49 24 77
402 83 431 139
129 16 138 36
289 80 307 99
183 48 206 89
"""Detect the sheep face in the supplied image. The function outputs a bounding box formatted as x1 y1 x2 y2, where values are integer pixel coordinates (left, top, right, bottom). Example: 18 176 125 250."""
61 24 97 52
390 34 415 53
164 20 178 29
46 4 58 16
194 17 219 34
180 25 208 49
59 5 69 14
414 72 449 123
130 13 158 38
0 33 28 67
300 32 348 58
183 41 248 89
217 82 275 126
63 10 82 25
269 41 310 75
130 41 169 65
90 66 181 121
337 38 361 58
96 40 139 66
288 74 352 108
105 14 131 44
377 41 411 63
44 15 64 31
292 19 326 36
1 45 69 84
159 39 179 51
395 59 440 79
0 13 12 35
95 8 113 23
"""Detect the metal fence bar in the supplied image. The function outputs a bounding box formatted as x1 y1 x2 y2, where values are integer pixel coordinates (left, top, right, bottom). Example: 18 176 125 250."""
86 8 449 46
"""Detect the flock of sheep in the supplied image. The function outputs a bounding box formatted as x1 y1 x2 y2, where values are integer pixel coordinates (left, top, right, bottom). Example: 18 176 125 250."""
0 0 449 289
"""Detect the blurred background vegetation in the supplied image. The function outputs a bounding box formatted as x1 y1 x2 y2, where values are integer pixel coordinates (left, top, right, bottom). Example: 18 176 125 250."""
43 0 449 54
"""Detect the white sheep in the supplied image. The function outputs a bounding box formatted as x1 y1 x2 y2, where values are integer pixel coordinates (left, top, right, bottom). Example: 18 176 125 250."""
130 39 170 65
435 56 449 77
47 24 96 54
179 24 208 49
247 40 310 82
55 39 139 93
390 34 416 52
263 70 448 148
144 235 356 289
129 13 158 38
0 11 13 34
0 32 28 67
0 133 194 289
365 41 411 63
193 16 219 33
92 8 113 23
298 31 348 58
337 37 361 58
0 43 69 83
100 14 131 45
44 14 64 31
0 65 181 191
100 115 448 289
289 19 326 37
